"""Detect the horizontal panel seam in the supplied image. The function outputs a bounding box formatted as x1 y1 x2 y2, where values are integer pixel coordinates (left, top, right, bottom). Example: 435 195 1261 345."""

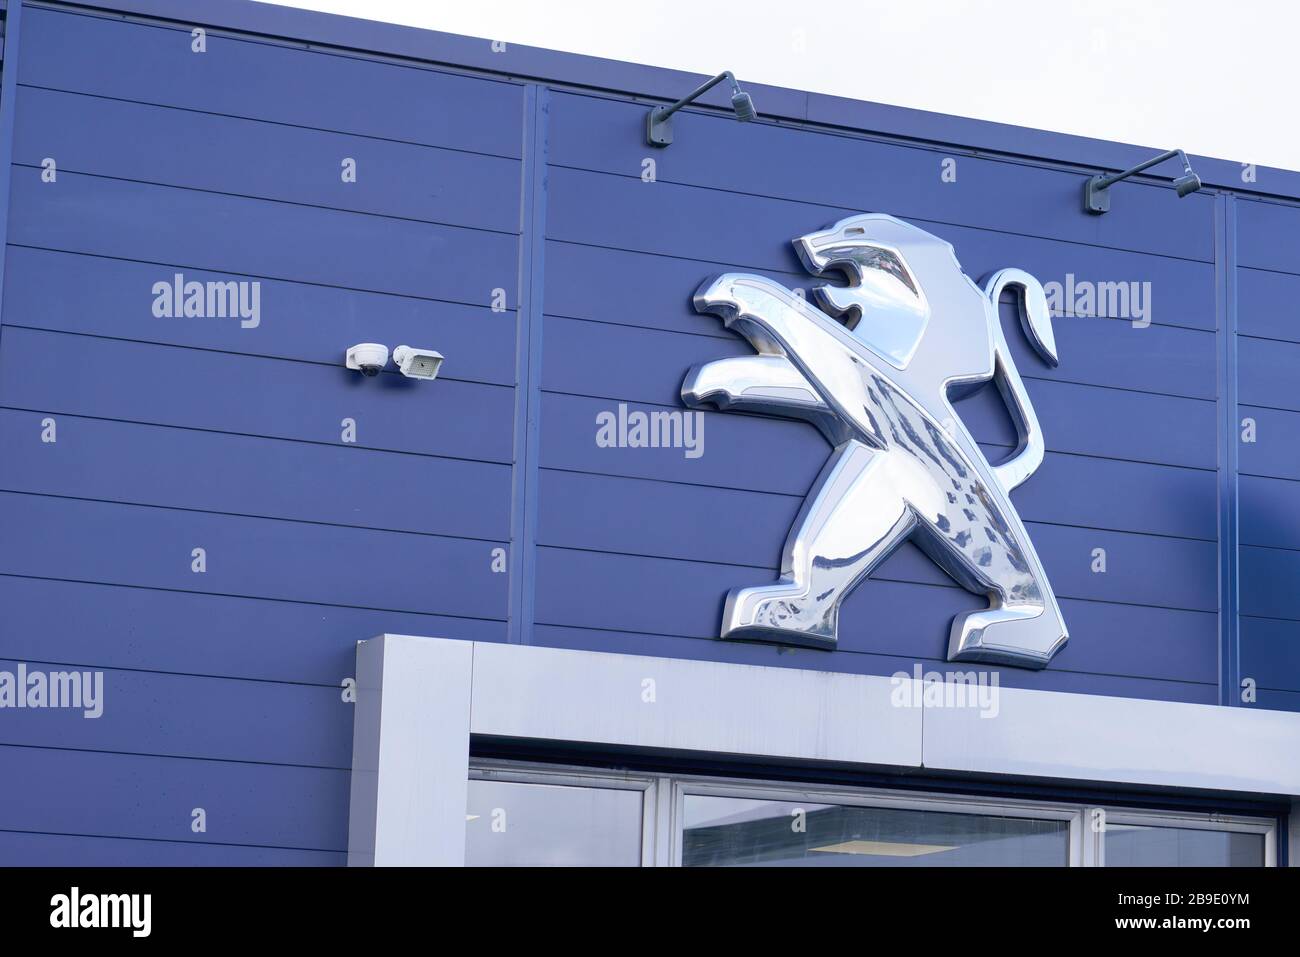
0 324 515 389
10 163 524 238
537 398 1220 473
547 165 1219 266
533 544 1220 614
0 570 512 622
537 518 1219 547
0 487 512 544
0 655 369 690
1236 261 1300 280
528 621 1220 685
4 242 523 314
1236 331 1300 347
0 404 515 465
0 739 353 773
16 81 526 162
538 380 1218 407
23 2 529 94
1238 400 1300 416
543 305 1220 343
537 452 1218 487
0 827 346 855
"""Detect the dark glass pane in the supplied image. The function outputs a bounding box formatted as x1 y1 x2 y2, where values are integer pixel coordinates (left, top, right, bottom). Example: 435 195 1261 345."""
683 796 1069 866
1105 825 1265 867
466 780 642 866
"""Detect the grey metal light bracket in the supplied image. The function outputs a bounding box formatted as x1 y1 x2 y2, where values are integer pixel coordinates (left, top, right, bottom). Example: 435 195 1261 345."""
1084 148 1202 214
646 71 756 147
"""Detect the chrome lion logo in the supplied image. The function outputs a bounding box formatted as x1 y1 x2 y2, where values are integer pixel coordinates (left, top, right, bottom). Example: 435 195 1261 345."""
682 213 1068 669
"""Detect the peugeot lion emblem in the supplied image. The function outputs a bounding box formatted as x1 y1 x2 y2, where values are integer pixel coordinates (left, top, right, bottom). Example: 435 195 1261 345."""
682 214 1068 670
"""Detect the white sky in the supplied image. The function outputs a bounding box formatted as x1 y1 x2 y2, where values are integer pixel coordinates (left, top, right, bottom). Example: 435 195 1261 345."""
260 0 1297 173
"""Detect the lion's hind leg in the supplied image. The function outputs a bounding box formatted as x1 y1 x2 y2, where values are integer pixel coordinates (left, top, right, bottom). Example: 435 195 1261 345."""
947 601 1066 669
722 440 915 649
914 480 1067 669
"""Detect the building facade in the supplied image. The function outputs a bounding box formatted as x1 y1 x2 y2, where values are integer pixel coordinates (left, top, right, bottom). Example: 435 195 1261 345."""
0 0 1298 866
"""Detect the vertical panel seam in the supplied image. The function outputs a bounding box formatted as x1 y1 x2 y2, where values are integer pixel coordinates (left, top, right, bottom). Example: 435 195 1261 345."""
507 83 547 645
1216 192 1240 705
0 0 25 340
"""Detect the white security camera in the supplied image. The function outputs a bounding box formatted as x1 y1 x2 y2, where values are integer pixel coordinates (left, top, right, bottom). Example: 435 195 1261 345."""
392 346 444 381
346 343 389 377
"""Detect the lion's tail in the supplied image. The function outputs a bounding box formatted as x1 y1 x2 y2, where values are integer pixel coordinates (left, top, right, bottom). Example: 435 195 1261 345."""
984 268 1059 367
981 268 1060 492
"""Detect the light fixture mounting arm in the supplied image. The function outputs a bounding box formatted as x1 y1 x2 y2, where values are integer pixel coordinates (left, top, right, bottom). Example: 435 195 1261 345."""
646 71 750 147
1084 148 1200 214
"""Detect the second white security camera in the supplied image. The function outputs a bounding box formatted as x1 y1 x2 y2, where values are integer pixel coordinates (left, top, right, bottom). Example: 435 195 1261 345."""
392 345 444 381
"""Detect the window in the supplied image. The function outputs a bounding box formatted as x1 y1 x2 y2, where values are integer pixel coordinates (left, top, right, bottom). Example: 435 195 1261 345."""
682 795 1069 866
1095 811 1273 868
465 762 1278 867
465 769 652 867
1103 825 1265 867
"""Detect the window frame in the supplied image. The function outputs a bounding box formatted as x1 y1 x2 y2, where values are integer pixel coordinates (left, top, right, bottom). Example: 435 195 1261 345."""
467 760 1279 867
1086 806 1278 867
670 774 1084 867
468 761 661 867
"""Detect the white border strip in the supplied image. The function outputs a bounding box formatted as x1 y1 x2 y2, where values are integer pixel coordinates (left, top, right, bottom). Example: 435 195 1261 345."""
923 682 1300 794
346 635 472 866
469 639 923 767
349 634 1300 865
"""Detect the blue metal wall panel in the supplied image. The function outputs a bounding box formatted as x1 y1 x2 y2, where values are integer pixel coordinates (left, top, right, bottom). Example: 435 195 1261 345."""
4 247 517 384
0 575 506 685
549 234 1216 333
9 173 518 304
0 492 507 617
0 0 1294 864
1241 475 1300 550
0 746 349 852
1238 266 1300 342
1238 405 1300 481
0 4 527 863
535 92 1223 710
18 6 524 156
0 410 512 539
1241 618 1300 696
0 659 351 766
547 91 1216 262
545 167 1218 278
1238 197 1300 273
1236 197 1300 710
1238 336 1300 411
0 832 346 866
537 470 1218 612
0 327 515 460
14 86 522 232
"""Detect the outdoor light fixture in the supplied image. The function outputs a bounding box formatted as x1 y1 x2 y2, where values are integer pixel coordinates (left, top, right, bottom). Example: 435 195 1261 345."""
392 345 444 380
646 71 756 147
1083 148 1202 214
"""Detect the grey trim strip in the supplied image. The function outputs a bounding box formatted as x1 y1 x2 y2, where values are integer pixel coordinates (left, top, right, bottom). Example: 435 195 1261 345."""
347 635 472 866
349 634 1300 864
471 638 923 766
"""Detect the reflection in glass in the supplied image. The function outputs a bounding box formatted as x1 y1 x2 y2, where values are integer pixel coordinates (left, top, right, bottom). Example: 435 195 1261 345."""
465 780 642 867
683 795 1068 867
1104 825 1264 867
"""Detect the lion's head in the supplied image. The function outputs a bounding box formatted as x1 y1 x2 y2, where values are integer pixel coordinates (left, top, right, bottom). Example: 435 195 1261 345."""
793 213 987 370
